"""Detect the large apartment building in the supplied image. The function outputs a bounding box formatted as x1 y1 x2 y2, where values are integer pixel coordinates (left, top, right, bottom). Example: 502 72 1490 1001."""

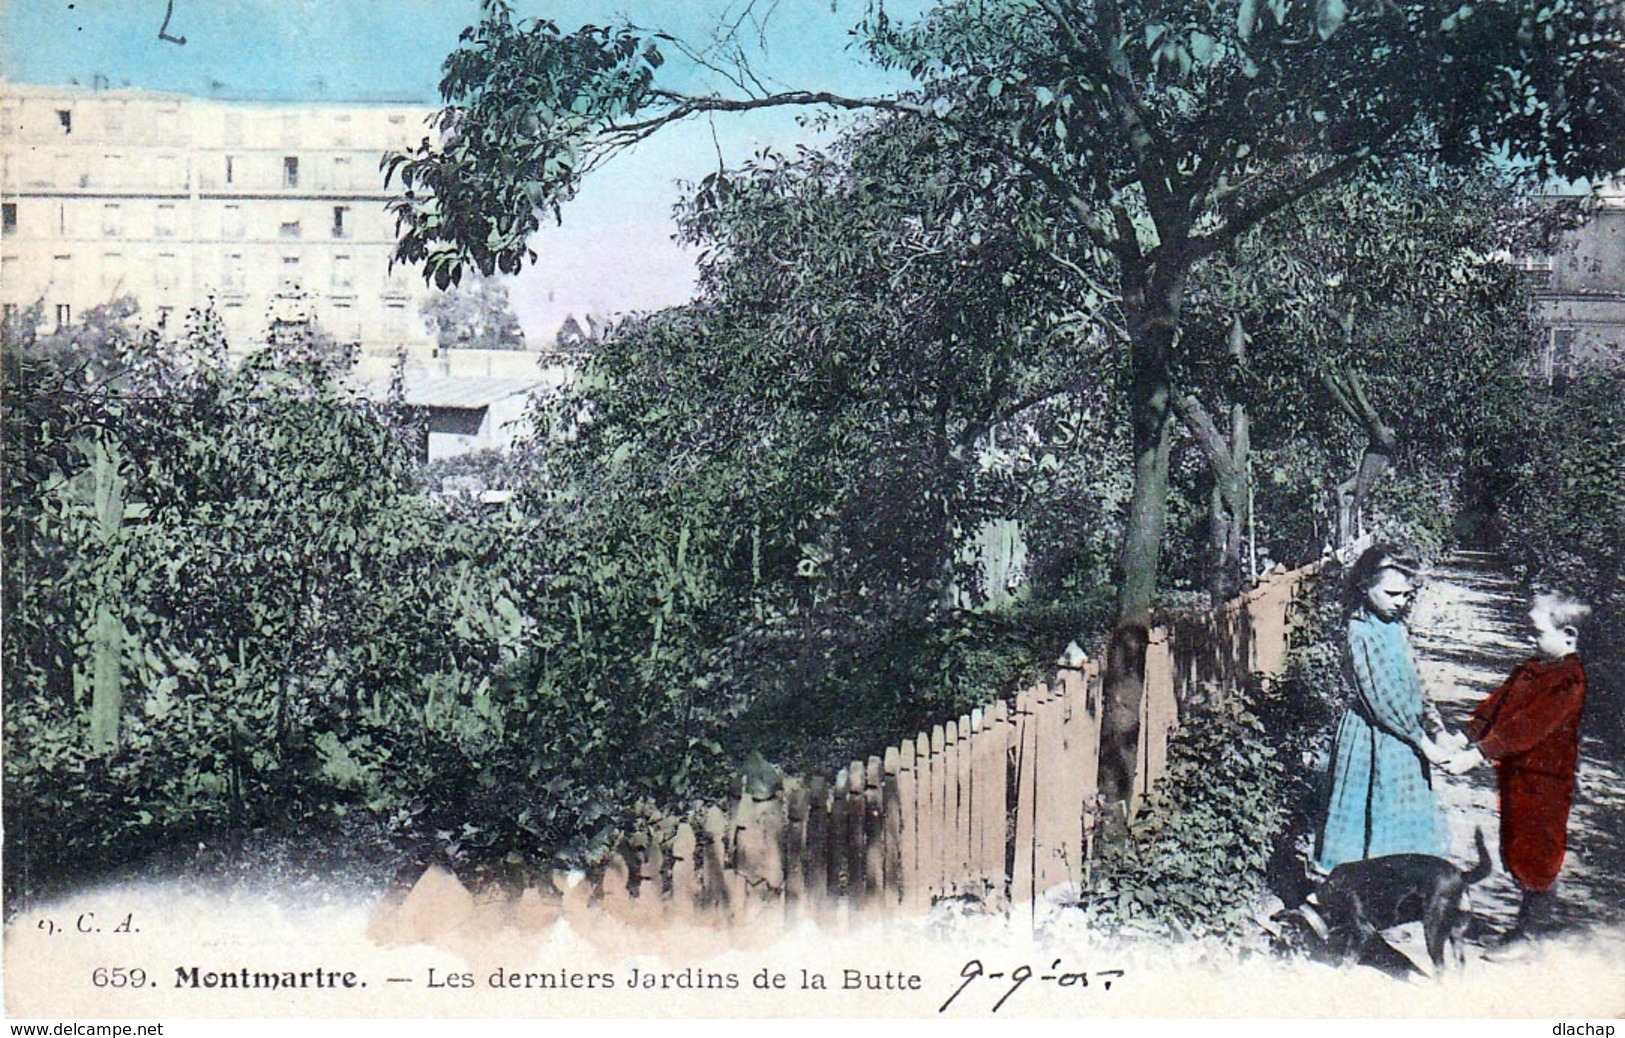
0 83 439 355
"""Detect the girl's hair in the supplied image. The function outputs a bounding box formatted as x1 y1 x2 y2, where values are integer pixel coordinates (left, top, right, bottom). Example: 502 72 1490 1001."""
1532 591 1591 631
1344 543 1419 615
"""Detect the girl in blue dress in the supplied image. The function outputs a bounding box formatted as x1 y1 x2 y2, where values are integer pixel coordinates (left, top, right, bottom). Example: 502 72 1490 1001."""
1316 546 1454 871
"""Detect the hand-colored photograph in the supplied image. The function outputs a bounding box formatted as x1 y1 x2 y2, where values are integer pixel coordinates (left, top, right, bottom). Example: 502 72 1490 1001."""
2 0 1622 1024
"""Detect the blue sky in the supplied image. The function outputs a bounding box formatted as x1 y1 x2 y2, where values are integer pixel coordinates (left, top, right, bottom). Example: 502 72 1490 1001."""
1 0 926 336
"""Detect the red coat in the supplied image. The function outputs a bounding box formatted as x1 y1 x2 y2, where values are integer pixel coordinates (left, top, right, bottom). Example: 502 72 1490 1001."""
1467 655 1587 891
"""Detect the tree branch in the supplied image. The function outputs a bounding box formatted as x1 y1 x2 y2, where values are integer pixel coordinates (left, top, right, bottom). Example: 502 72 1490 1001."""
1172 392 1240 485
1191 148 1373 261
603 89 931 149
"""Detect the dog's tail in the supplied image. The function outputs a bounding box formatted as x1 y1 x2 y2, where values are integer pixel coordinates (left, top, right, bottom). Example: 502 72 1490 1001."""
1465 827 1492 886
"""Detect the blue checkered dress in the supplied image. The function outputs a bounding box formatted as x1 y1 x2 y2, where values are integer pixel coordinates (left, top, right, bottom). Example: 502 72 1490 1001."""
1315 613 1450 870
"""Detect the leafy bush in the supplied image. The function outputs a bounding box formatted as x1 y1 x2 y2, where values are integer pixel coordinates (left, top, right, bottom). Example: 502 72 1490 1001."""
1 306 528 903
1076 572 1340 938
1496 368 1625 745
1077 700 1289 939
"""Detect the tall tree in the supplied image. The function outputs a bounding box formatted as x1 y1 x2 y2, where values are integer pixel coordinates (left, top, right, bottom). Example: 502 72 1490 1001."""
386 0 1625 811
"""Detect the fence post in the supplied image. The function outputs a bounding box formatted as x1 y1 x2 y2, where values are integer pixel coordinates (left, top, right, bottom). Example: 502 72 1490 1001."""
882 746 903 909
1136 627 1178 805
863 756 884 908
805 774 830 913
845 761 868 908
898 739 921 910
1011 686 1039 911
782 778 808 919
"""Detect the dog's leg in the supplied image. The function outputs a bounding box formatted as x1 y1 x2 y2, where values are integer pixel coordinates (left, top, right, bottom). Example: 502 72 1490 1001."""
1347 893 1425 980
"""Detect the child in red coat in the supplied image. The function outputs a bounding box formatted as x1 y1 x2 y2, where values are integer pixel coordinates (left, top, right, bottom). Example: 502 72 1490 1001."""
1446 592 1590 944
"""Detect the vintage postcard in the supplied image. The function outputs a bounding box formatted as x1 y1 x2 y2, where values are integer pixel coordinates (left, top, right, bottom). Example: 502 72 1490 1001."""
3 0 1623 1026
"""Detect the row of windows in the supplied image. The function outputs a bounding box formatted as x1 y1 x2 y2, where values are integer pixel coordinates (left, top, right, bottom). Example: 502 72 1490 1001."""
7 151 381 193
2 201 358 239
2 102 414 149
4 299 414 337
26 251 407 294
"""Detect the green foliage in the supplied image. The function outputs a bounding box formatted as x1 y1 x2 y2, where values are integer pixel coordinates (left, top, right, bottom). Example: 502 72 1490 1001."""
1161 164 1550 577
1 304 529 901
1078 570 1340 937
497 115 1128 780
396 0 1625 284
1497 369 1625 607
385 0 665 285
1079 700 1290 938
419 273 527 351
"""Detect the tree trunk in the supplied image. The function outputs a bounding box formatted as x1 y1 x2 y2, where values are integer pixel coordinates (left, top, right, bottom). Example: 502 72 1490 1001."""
1204 403 1250 605
1323 364 1396 548
1098 284 1179 813
88 437 125 753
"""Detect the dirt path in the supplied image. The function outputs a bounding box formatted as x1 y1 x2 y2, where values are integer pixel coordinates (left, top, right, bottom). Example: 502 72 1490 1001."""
1409 550 1625 938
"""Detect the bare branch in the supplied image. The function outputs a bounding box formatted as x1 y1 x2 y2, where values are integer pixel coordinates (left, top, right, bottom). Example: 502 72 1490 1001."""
601 89 931 151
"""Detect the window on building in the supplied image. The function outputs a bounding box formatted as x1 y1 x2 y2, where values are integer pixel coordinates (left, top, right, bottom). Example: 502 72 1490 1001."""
2 203 15 234
279 220 301 239
1 107 14 135
101 153 123 189
332 254 353 292
3 302 18 324
331 205 350 238
51 255 74 300
223 113 242 146
384 300 406 336
222 252 244 291
157 305 174 328
102 203 121 236
57 109 72 134
331 300 356 338
331 113 352 146
222 205 244 239
57 202 67 236
157 155 181 189
101 254 122 289
331 157 351 190
55 303 71 329
156 253 178 290
156 204 177 237
224 155 235 184
281 113 299 146
283 156 299 188
104 103 124 136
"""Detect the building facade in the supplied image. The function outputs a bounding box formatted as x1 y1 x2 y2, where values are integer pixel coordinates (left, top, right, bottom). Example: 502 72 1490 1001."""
0 83 439 355
1524 181 1625 377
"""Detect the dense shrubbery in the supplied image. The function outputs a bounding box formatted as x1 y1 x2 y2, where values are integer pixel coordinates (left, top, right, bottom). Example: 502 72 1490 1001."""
1 305 536 901
4 292 1104 904
1075 573 1341 938
1495 367 1625 744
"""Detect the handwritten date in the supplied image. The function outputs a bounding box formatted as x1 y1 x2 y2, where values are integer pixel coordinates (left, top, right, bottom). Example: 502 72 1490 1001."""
939 958 1124 1013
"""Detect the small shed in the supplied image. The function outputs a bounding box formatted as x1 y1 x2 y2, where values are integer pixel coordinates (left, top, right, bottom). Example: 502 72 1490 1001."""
394 375 543 461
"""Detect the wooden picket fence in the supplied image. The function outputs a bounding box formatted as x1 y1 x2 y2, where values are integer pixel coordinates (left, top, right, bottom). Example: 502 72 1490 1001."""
557 562 1321 924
